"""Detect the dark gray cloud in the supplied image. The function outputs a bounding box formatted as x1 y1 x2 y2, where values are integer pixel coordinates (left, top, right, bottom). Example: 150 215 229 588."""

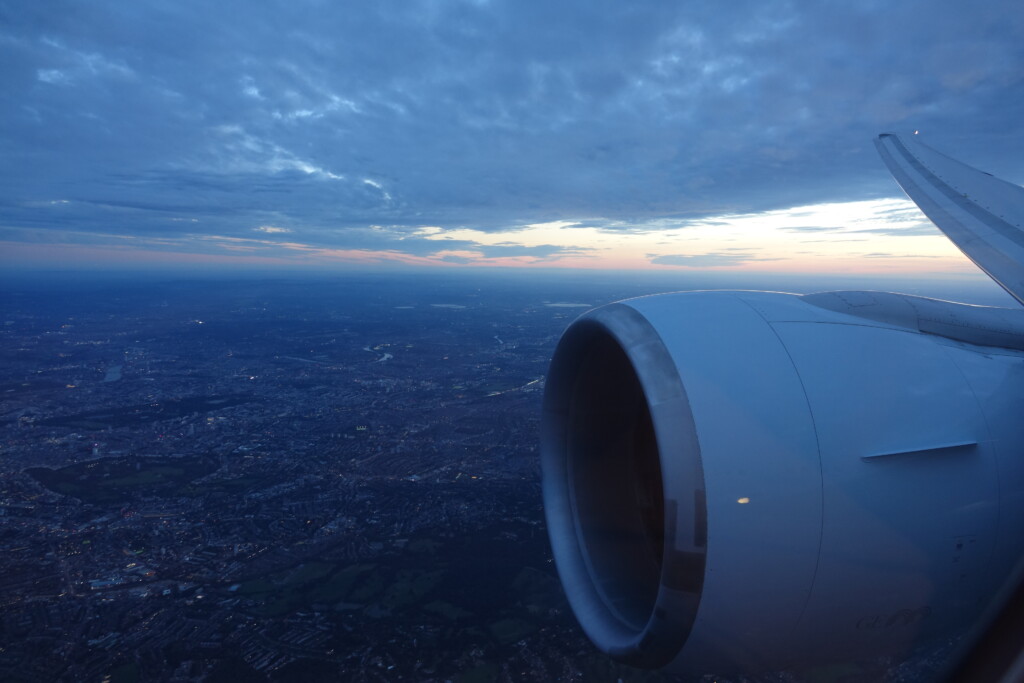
474 243 593 259
2 0 1023 259
650 251 783 268
847 224 941 237
779 222 939 236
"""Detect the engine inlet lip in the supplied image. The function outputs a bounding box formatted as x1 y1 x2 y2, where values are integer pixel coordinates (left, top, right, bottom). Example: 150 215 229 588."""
541 302 707 668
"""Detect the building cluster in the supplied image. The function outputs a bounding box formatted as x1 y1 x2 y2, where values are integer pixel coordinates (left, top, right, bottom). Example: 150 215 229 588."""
0 280 650 681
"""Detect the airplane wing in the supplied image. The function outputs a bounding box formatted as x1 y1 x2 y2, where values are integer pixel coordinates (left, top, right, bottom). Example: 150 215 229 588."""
875 133 1024 305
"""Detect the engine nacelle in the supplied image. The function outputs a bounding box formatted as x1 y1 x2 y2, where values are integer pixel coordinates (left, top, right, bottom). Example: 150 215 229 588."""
541 290 1024 675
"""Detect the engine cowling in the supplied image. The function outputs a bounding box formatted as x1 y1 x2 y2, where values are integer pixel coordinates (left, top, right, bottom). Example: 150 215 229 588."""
541 290 1024 675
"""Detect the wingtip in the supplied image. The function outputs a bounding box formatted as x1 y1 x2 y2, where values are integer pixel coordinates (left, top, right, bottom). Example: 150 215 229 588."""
878 132 922 141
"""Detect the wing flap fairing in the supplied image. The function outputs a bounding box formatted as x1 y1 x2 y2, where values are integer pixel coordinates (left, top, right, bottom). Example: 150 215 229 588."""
875 133 1024 305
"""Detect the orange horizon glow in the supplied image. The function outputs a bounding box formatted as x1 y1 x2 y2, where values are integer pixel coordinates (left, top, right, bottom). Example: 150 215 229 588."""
0 239 980 278
0 198 984 277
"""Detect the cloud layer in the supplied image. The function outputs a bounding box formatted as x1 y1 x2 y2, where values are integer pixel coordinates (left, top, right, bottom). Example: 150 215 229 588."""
2 0 1023 267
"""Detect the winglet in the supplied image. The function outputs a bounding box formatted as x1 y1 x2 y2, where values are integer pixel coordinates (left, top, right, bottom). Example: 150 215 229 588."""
875 133 1024 305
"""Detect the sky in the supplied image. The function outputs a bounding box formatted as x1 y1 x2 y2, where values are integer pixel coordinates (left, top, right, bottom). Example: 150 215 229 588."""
2 0 1024 277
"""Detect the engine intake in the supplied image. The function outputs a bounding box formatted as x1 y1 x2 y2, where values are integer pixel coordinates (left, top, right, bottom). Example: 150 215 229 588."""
542 303 705 667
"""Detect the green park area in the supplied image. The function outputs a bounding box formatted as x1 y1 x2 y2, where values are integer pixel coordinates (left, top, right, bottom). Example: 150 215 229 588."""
27 455 218 505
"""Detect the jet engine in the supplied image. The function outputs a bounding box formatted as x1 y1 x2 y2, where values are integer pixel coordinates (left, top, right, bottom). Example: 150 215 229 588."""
541 290 1024 675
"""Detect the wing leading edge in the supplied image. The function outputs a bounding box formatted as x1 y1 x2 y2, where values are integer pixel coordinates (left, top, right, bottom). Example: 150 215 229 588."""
875 133 1024 305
